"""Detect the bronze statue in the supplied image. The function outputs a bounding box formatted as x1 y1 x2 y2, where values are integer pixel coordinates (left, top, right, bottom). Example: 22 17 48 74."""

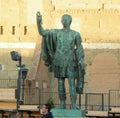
36 12 85 109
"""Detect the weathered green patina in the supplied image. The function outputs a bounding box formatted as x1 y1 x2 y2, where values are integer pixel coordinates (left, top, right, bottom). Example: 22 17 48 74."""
36 12 85 109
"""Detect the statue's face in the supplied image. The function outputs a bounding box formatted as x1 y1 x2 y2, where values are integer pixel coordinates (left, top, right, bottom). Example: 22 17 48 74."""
61 15 71 28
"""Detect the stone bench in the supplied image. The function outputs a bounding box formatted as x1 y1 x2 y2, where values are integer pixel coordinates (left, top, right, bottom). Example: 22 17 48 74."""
0 100 17 118
18 105 40 118
108 107 120 117
86 110 108 117
0 88 17 118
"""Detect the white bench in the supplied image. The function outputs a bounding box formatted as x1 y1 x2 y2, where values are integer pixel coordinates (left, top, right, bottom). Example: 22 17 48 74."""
18 105 40 118
86 110 108 117
108 107 120 117
0 89 17 118
0 100 17 118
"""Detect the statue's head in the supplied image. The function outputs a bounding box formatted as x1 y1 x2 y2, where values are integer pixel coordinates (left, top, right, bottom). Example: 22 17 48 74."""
61 14 72 28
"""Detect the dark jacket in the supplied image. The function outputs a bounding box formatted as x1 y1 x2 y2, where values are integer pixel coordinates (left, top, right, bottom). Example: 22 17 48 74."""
42 112 54 118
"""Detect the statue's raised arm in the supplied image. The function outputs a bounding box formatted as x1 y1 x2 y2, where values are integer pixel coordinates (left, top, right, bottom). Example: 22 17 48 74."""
36 11 46 36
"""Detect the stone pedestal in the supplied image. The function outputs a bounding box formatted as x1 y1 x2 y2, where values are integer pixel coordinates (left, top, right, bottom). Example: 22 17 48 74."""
51 109 86 118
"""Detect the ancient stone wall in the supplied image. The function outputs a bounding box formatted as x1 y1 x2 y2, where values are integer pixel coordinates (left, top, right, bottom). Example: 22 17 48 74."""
0 0 41 80
42 0 120 43
0 0 120 94
36 0 120 94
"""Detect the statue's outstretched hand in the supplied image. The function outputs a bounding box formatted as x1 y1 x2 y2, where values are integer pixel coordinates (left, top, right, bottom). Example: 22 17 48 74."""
36 11 42 24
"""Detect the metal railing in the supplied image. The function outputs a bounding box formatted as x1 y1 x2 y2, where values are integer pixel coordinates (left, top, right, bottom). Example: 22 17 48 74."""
23 88 74 109
109 89 120 108
23 87 40 105
22 87 110 110
0 80 120 111
85 93 109 111
0 79 17 88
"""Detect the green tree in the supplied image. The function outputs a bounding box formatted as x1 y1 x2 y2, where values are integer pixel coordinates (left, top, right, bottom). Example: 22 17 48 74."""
47 97 55 108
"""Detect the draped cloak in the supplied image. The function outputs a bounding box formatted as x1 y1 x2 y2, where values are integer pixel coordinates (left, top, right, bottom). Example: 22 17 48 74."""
41 29 85 92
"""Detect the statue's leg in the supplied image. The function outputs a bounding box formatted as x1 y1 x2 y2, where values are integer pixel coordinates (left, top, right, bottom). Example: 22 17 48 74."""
76 76 84 94
57 78 66 109
68 78 79 109
76 68 85 94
